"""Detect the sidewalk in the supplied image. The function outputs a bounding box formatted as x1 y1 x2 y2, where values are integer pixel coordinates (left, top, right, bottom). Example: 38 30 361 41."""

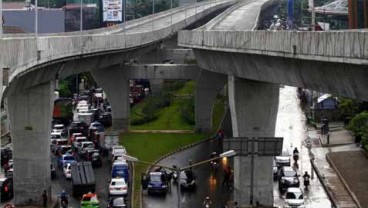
308 126 360 208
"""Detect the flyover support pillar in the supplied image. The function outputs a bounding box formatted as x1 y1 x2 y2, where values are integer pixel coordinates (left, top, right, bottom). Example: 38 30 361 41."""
7 82 54 206
228 76 279 207
195 70 226 133
91 67 130 132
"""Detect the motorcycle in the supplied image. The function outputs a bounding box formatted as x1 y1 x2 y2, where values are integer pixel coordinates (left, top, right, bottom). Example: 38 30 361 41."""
210 160 219 173
293 152 299 162
172 165 178 184
60 196 68 208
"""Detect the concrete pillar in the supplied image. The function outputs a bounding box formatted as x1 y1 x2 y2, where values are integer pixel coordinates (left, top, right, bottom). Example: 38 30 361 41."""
149 79 164 95
195 70 226 133
7 82 54 206
90 67 130 132
228 76 279 207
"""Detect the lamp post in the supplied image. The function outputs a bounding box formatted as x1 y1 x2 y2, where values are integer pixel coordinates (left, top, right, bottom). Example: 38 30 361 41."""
35 0 38 37
123 150 236 208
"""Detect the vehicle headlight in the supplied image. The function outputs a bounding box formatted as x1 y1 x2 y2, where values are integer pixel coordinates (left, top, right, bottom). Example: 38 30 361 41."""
280 179 286 183
148 184 153 188
294 178 299 183
162 185 167 188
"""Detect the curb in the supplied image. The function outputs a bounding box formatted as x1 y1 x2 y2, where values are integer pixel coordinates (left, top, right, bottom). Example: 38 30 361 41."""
310 158 340 208
326 153 361 208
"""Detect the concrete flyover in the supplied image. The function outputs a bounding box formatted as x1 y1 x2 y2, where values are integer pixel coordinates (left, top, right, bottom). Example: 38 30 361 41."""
178 0 368 207
0 1 236 205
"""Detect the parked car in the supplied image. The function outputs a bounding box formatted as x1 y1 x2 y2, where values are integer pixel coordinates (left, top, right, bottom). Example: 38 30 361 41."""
284 187 305 208
57 154 76 168
107 196 127 208
109 178 128 196
0 177 13 200
278 166 300 192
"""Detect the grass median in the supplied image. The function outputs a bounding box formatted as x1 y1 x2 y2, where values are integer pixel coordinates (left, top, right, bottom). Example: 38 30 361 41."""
120 133 205 208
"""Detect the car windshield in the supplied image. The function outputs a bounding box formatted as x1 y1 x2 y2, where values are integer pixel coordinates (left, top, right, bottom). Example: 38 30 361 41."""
284 170 297 177
112 198 125 206
64 156 75 161
112 181 126 186
150 174 162 182
286 192 303 199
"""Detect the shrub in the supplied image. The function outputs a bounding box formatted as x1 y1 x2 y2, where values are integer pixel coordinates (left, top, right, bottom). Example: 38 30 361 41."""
179 97 195 125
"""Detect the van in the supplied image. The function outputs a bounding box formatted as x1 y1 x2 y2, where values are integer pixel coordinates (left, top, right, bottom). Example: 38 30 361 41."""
111 161 129 182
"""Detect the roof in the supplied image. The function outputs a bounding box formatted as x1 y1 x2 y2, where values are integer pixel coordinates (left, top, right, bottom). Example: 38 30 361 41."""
286 187 303 193
317 94 332 103
283 166 294 171
111 178 126 182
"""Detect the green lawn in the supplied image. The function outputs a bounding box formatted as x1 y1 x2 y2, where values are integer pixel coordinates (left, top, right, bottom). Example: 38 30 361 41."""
120 133 205 208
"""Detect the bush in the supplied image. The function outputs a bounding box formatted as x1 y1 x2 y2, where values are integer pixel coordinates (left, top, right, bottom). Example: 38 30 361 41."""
347 111 368 144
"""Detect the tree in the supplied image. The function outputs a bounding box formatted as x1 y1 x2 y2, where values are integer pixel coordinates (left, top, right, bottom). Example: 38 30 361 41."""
58 80 73 97
338 97 360 119
347 111 368 144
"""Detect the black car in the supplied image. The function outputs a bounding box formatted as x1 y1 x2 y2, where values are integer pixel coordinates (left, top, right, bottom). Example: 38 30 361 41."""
0 177 13 200
278 166 300 192
108 197 127 208
69 121 89 136
1 148 12 167
98 112 112 127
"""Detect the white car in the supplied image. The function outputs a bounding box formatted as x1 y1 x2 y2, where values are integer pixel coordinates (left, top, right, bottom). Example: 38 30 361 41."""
112 145 127 155
284 187 305 208
109 178 128 196
63 163 72 179
51 132 63 140
275 150 292 167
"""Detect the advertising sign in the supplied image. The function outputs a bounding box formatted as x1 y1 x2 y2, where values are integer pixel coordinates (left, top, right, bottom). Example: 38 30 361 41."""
102 0 123 22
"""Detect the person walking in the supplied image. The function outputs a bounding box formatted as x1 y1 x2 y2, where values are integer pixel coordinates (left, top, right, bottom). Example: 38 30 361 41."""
42 190 47 208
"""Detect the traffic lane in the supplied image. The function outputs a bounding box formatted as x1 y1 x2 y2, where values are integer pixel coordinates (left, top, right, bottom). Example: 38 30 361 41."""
143 139 232 208
52 153 132 208
273 86 331 208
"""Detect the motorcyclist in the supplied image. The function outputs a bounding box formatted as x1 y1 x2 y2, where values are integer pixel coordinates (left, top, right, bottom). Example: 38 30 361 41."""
203 196 212 207
303 171 311 189
293 147 299 155
60 190 69 207
210 152 219 169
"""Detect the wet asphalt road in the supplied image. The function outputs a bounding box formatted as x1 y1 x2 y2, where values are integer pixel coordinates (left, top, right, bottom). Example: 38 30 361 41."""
143 139 232 208
143 86 332 208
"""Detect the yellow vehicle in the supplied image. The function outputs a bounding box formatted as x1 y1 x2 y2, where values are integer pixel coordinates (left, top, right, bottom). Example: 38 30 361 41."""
80 192 99 208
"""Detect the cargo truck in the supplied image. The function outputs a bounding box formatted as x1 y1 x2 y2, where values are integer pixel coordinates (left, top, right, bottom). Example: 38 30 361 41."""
71 162 96 197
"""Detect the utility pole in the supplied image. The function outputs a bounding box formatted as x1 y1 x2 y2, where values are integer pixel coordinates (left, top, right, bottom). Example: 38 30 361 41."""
35 0 38 36
311 0 315 31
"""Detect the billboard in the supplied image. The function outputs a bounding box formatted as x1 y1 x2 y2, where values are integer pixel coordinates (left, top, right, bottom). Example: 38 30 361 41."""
102 0 123 22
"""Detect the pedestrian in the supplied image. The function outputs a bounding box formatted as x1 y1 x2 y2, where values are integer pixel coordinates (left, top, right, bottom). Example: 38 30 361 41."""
42 190 47 208
223 166 231 187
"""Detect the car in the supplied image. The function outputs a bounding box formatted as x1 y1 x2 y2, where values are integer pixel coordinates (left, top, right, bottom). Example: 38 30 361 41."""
110 146 126 162
142 171 169 195
57 154 76 168
0 177 13 200
50 132 63 140
78 141 95 158
278 166 300 192
51 139 68 154
91 152 102 168
89 121 104 132
70 132 83 143
63 163 73 179
51 164 56 179
284 187 305 208
1 147 12 166
107 196 127 208
179 169 196 190
98 112 112 127
109 178 128 196
52 124 68 137
69 121 89 136
275 150 291 167
73 136 87 148
80 192 99 208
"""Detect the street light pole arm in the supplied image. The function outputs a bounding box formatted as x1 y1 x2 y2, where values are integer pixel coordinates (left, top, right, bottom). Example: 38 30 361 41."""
132 160 176 171
180 156 223 171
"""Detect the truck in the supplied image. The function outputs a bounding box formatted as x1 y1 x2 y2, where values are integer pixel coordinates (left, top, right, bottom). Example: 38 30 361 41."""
71 162 96 197
53 98 73 125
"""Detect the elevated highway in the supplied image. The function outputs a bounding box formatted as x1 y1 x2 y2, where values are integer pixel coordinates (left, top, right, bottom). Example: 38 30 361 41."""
0 1 236 205
177 0 368 206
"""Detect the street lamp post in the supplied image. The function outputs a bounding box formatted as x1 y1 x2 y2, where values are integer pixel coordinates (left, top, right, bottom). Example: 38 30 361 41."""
35 0 38 37
123 150 236 208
